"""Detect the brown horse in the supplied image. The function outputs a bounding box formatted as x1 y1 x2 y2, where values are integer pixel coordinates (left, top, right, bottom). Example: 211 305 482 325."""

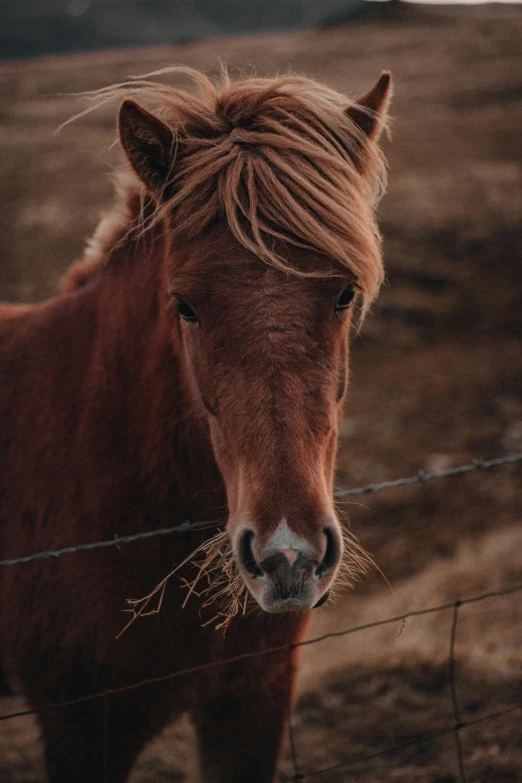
0 67 391 782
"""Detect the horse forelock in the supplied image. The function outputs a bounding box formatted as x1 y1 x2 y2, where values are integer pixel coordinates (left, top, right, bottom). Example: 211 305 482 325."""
66 67 387 312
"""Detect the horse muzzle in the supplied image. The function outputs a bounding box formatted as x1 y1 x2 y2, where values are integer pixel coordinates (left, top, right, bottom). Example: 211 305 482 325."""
235 526 341 613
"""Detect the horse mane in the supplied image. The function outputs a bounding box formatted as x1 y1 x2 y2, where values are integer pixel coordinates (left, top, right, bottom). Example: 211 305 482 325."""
63 67 388 312
61 169 142 292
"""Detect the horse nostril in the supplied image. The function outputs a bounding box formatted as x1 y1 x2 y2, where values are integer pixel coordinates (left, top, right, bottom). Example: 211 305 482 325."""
316 527 341 579
238 530 264 578
313 589 331 608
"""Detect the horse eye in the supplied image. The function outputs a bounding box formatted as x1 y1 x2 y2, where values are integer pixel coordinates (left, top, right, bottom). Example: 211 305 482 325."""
335 285 355 313
175 297 199 323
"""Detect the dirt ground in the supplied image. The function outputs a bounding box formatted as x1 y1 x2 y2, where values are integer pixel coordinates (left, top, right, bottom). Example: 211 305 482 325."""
0 4 521 781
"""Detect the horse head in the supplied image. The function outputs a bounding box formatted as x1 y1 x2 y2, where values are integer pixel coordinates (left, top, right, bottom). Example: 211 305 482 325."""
117 70 392 613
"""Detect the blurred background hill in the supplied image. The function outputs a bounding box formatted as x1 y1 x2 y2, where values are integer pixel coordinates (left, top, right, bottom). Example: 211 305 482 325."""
2 0 373 60
0 2 521 781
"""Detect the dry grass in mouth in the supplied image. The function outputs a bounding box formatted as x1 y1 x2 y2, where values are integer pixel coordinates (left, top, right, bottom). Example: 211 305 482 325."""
115 529 248 637
178 530 249 632
116 522 379 637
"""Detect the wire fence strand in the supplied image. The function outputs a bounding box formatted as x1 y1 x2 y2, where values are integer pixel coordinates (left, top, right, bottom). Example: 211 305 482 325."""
1 452 521 569
1 582 521 725
333 452 522 498
296 703 522 779
1 583 521 780
448 601 466 782
288 716 303 782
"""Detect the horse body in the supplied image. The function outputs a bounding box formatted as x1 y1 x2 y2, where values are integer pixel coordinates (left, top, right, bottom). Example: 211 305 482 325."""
0 68 391 782
0 223 307 781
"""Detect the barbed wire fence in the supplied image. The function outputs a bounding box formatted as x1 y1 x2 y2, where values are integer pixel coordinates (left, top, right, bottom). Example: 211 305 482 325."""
2 452 521 569
1 451 521 782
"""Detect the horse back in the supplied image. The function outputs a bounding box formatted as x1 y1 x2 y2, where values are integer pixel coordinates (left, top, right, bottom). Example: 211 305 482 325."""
0 292 99 569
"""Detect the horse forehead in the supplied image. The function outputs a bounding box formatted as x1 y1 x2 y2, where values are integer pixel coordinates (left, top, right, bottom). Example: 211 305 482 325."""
210 269 334 359
222 282 317 341
216 266 323 313
175 229 337 307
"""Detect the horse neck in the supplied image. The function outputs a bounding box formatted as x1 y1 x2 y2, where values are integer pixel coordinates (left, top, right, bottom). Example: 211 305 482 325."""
89 220 223 516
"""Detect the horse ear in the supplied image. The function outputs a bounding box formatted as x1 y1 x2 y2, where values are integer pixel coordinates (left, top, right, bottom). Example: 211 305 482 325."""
345 71 392 143
118 99 175 195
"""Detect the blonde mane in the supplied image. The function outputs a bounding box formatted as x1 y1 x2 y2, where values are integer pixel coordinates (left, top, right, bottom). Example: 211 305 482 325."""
66 67 388 311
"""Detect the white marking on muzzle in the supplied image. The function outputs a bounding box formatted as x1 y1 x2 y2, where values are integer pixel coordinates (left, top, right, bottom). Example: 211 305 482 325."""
265 519 313 558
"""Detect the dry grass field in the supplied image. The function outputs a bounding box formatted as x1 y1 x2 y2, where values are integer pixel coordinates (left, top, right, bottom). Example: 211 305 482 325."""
1 4 521 781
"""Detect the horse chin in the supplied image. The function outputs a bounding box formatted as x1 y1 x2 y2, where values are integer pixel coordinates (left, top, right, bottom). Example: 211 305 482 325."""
257 597 313 614
244 578 328 614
